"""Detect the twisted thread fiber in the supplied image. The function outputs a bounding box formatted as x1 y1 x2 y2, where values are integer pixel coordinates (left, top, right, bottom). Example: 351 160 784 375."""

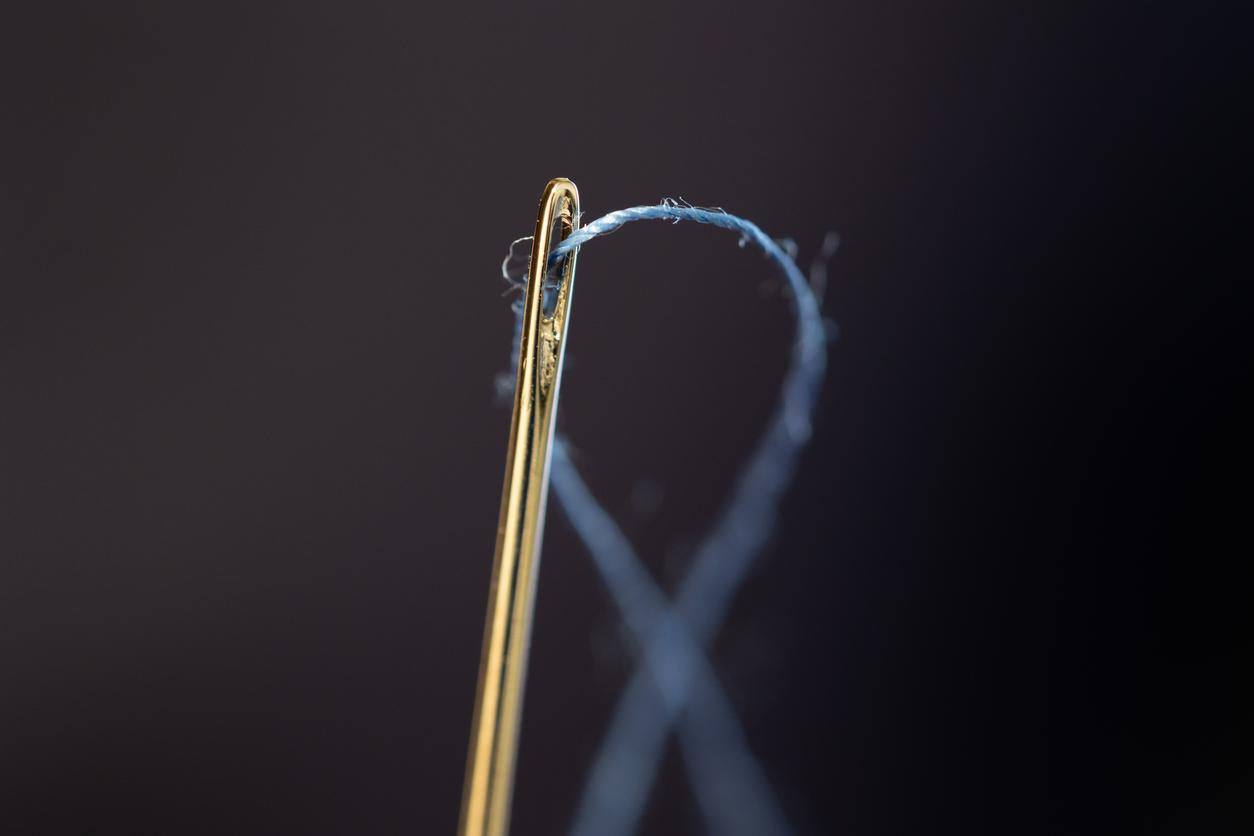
499 201 830 836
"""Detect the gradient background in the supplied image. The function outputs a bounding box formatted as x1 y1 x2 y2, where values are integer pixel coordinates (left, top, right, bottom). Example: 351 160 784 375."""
1 3 1247 834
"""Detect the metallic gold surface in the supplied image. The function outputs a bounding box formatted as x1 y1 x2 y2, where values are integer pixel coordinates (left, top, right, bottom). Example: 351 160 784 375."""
458 179 580 836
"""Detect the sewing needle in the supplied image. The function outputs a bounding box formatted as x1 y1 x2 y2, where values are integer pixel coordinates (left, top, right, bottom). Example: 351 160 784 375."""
458 178 581 836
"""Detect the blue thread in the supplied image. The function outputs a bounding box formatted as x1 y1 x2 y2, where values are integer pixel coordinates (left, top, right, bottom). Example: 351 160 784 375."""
499 202 829 836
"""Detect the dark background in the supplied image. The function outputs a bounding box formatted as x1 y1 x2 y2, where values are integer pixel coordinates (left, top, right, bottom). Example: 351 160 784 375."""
1 3 1247 834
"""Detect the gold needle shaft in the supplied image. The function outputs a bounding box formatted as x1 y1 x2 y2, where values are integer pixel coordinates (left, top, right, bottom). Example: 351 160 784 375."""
458 178 581 836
